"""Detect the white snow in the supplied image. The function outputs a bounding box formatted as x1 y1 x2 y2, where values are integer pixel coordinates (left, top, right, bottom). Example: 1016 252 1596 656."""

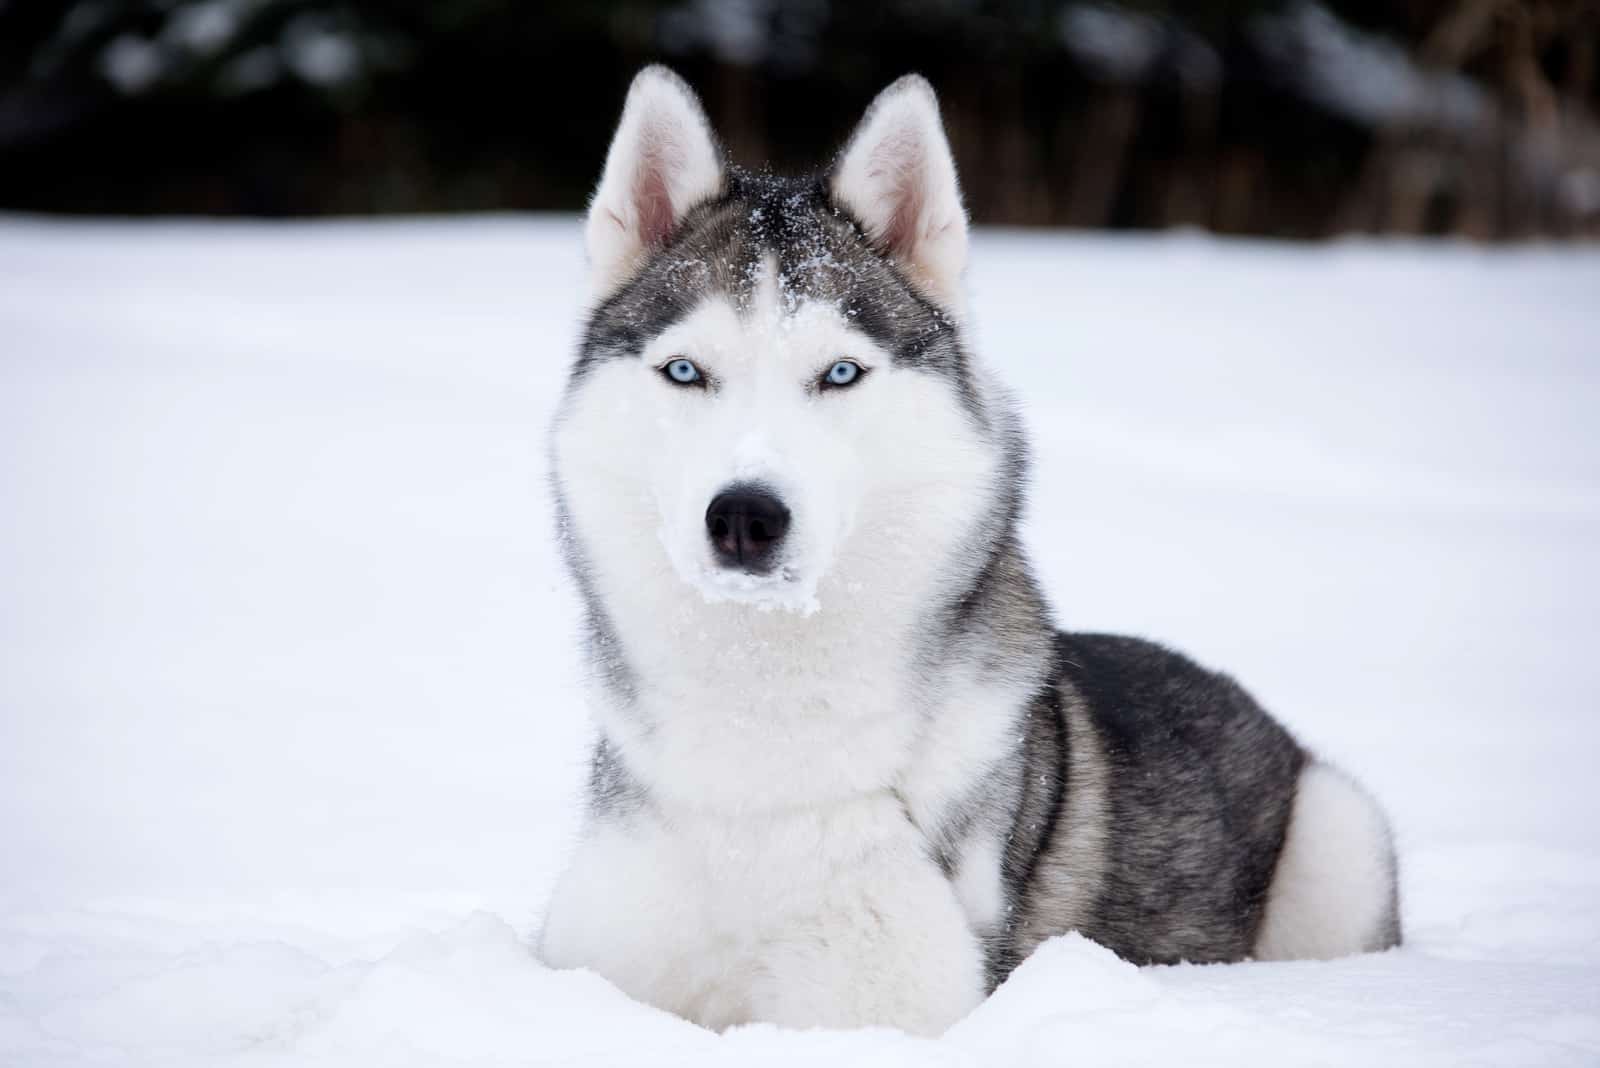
2 215 1598 1065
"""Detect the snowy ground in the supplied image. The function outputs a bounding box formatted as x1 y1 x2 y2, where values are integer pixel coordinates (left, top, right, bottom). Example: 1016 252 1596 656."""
2 215 1598 1066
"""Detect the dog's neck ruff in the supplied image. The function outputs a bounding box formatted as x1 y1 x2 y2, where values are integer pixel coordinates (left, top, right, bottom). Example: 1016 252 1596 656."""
591 558 944 812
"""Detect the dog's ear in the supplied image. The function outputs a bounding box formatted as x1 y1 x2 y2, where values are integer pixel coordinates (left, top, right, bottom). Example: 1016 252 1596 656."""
830 75 968 311
586 66 723 300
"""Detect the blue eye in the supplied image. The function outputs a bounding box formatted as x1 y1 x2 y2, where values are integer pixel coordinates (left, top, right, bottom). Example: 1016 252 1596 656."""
661 358 703 386
823 360 863 388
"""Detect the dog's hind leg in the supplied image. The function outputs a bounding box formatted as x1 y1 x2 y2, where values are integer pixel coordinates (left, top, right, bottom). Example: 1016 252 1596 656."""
1253 762 1402 960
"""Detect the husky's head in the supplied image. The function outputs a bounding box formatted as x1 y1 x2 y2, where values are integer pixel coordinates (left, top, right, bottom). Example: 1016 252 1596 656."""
553 67 1017 634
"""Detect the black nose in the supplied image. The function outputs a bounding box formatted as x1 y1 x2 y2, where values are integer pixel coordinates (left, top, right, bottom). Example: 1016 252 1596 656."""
705 485 791 572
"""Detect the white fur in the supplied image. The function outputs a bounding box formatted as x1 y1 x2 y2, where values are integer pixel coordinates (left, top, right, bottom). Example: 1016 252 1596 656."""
544 246 1017 1030
541 794 985 1034
585 66 723 301
830 75 970 312
950 836 1006 938
1254 762 1398 960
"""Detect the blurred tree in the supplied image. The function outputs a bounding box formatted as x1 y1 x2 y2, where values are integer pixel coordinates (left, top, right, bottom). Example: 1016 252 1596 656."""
0 0 1594 235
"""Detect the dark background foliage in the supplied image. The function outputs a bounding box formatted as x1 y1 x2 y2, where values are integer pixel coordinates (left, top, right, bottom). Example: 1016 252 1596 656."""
2 0 1596 237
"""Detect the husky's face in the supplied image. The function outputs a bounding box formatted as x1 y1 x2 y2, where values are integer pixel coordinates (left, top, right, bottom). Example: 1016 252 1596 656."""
554 69 1004 623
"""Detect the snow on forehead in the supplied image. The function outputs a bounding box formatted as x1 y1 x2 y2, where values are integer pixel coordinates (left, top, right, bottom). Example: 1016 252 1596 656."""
751 188 864 299
671 174 873 315
745 253 851 331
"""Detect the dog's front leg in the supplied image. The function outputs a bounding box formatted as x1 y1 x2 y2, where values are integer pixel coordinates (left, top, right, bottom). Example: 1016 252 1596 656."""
746 845 987 1036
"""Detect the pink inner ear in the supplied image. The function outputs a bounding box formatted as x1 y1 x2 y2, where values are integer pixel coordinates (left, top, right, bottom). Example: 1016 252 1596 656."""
883 177 926 260
868 129 928 261
633 147 678 250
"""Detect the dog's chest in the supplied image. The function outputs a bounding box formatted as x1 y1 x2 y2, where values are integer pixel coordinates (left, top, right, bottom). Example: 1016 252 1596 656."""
607 655 920 811
605 621 1033 820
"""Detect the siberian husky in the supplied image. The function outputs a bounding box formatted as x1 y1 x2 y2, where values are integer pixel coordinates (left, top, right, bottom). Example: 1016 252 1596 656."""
539 66 1401 1035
